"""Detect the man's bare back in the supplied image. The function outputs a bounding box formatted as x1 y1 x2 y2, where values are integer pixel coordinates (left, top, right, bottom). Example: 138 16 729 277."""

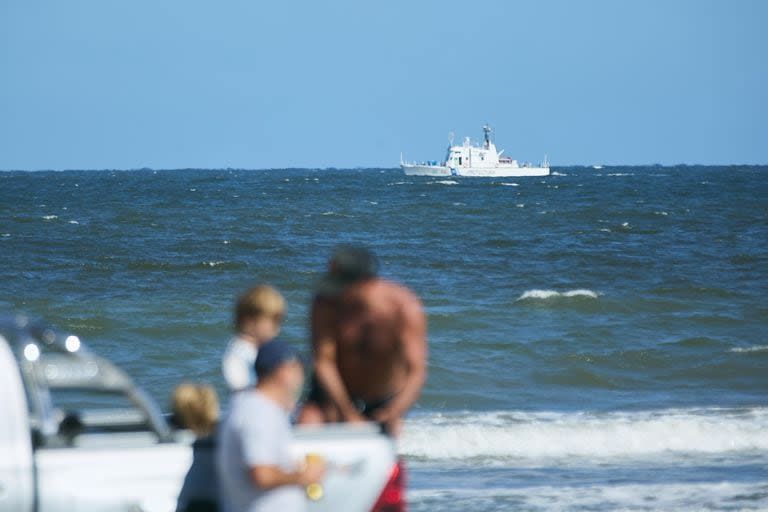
332 279 415 400
297 247 426 436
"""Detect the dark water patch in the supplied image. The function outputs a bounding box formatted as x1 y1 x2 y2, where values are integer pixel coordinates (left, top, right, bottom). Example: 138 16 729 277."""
662 336 726 350
681 313 744 328
427 312 496 333
482 237 518 249
665 357 768 386
648 285 743 300
534 367 622 389
123 259 249 272
729 253 767 265
559 349 669 372
614 296 696 314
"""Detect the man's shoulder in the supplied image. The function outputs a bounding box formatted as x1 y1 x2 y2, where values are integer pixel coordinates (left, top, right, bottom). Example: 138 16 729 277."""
358 279 422 318
229 392 284 426
381 279 421 309
367 278 418 299
230 390 268 414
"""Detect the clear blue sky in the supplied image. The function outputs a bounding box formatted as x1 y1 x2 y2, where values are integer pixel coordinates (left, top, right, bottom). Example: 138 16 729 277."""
1 0 766 169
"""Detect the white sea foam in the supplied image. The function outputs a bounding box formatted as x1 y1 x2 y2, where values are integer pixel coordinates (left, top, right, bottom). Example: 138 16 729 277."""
551 171 568 176
607 173 635 177
516 289 599 301
433 180 458 185
501 182 519 187
730 345 768 354
42 215 58 220
399 408 768 461
203 261 225 267
408 481 768 511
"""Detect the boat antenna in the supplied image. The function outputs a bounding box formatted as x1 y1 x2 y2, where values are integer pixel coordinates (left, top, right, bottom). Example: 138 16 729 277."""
482 125 492 148
448 131 455 146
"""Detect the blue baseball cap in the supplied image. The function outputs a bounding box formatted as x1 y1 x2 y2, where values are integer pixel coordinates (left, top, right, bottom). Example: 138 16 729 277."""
254 339 299 379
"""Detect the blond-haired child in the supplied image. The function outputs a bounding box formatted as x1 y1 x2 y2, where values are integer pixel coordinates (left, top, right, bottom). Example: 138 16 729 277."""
172 383 220 511
171 382 220 436
222 284 285 392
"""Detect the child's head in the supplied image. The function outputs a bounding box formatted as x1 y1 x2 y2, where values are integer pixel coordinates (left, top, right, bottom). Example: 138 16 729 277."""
171 383 219 436
234 284 285 343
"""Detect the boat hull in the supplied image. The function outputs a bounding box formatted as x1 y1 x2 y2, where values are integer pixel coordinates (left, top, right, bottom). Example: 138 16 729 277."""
401 164 549 177
458 166 550 177
401 165 453 177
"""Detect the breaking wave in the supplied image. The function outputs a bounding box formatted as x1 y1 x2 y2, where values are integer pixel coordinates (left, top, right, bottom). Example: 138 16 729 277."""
516 289 599 301
400 408 768 461
730 345 768 354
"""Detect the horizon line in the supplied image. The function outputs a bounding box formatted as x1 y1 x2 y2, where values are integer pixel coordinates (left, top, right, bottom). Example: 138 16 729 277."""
2 163 767 173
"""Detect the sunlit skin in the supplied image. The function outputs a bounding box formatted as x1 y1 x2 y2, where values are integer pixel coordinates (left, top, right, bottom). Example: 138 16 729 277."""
298 278 427 437
239 315 281 347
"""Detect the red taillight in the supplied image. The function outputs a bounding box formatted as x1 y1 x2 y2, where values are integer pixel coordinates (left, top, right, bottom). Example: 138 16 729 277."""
370 459 406 512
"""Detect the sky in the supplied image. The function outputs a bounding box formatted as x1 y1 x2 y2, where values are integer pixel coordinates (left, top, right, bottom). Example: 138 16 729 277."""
1 0 766 170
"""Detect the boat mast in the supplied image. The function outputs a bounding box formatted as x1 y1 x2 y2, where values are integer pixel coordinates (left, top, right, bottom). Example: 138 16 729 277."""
482 125 492 149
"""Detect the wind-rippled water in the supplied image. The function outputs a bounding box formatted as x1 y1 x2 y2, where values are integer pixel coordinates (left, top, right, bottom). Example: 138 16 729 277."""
1 166 767 510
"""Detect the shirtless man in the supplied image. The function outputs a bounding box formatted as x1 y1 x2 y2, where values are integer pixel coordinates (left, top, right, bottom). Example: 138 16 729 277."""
297 246 427 437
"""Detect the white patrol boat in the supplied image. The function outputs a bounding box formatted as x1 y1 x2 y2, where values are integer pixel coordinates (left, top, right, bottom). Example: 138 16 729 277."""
401 125 550 177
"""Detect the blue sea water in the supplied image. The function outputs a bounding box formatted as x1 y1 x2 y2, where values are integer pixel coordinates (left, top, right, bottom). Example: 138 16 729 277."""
1 166 767 510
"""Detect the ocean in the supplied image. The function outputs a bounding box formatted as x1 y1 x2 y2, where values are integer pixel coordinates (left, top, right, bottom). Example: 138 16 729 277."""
1 166 767 510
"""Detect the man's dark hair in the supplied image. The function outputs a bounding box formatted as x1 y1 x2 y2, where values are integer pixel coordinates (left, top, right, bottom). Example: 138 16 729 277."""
329 245 379 282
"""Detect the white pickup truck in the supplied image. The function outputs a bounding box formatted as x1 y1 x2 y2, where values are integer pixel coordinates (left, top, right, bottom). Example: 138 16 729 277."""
0 315 404 512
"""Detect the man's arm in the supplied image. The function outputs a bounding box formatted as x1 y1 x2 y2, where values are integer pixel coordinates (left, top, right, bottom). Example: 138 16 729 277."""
372 290 427 432
312 297 366 422
249 462 323 490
